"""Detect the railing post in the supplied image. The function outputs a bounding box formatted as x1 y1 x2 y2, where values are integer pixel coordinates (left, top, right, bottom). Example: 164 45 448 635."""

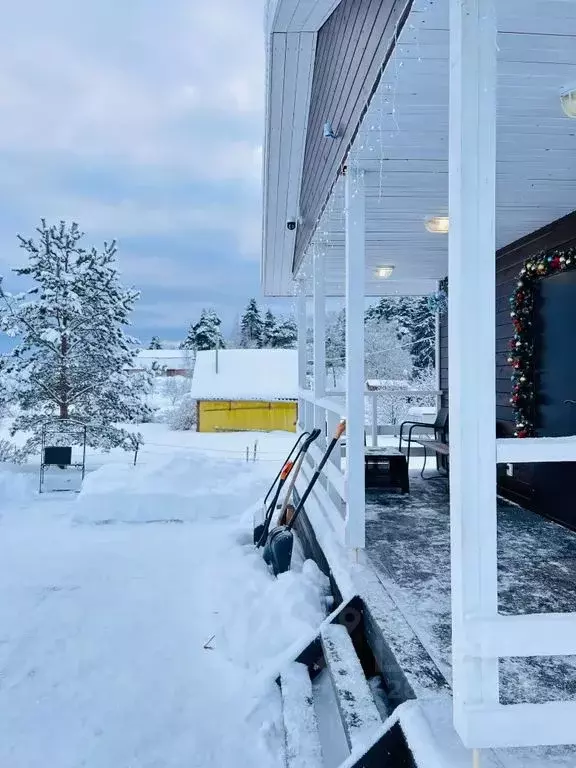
344 167 366 550
449 0 498 744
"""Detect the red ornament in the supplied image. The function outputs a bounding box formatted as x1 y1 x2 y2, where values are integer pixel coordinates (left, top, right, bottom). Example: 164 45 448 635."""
517 429 528 439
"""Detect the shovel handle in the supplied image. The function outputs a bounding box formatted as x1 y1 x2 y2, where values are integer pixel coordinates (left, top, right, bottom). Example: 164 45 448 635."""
280 461 293 481
335 420 346 440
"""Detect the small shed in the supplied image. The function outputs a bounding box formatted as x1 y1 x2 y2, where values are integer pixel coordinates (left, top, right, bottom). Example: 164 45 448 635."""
190 349 298 433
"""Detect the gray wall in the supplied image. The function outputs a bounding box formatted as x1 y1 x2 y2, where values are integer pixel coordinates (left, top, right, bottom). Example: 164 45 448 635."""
294 0 412 270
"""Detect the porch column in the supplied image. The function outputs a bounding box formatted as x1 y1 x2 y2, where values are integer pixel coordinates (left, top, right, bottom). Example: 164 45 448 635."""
344 168 366 550
448 0 499 744
313 248 326 444
297 286 307 432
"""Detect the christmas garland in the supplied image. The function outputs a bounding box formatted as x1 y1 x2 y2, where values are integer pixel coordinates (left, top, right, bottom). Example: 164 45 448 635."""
508 247 576 437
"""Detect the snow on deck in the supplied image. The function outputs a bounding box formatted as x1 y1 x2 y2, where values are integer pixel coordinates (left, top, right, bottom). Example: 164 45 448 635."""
190 348 298 401
364 473 576 766
0 430 329 767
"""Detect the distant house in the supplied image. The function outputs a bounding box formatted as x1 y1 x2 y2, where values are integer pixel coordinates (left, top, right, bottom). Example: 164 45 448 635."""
130 349 193 377
190 349 298 432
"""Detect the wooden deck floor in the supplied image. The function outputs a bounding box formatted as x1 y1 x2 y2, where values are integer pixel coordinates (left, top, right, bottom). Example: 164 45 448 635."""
365 474 576 707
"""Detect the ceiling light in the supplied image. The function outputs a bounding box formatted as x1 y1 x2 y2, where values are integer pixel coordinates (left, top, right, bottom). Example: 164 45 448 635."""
425 216 449 234
560 85 576 118
375 265 395 279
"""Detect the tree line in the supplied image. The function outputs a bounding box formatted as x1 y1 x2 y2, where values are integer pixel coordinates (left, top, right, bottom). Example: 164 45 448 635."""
148 299 298 352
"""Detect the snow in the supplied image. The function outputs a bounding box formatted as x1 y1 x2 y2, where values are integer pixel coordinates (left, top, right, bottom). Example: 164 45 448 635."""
190 348 298 401
280 662 323 768
320 623 381 751
0 426 329 767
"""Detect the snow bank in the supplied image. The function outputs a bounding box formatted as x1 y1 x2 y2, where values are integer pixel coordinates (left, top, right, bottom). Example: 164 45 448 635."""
0 468 37 516
74 453 270 523
221 556 330 672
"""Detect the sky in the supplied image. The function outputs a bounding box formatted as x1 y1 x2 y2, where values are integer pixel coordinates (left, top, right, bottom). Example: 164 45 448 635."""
0 0 287 345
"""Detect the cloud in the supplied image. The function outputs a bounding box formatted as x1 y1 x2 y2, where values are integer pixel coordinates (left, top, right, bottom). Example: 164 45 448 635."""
0 0 273 337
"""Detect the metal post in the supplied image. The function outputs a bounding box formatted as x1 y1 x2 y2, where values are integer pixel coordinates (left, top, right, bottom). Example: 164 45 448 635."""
371 392 378 448
449 0 498 743
344 168 366 549
434 281 442 414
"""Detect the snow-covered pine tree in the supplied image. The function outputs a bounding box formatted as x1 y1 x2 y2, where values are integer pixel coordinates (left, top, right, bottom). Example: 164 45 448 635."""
240 298 263 348
326 308 346 375
149 335 162 350
364 296 435 373
0 220 151 454
262 309 277 347
193 308 225 351
404 296 435 372
269 315 297 348
180 323 196 350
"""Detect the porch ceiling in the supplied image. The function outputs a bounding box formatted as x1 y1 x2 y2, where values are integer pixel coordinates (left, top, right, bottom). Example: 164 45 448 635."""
269 0 576 297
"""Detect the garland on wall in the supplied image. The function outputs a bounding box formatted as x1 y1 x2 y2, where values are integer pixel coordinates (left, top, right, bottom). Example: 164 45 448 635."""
508 247 576 437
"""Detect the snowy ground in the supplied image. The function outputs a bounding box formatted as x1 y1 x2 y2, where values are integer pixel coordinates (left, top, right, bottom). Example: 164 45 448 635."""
0 427 330 767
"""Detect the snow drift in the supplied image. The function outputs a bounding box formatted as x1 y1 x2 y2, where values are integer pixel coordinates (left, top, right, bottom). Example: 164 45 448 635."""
74 453 271 523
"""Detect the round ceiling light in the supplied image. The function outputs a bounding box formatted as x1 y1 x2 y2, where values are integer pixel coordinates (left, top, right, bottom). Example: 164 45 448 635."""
375 265 395 279
425 216 450 234
560 86 576 118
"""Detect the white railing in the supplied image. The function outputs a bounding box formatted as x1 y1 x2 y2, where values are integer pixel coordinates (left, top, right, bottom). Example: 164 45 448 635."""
296 388 442 545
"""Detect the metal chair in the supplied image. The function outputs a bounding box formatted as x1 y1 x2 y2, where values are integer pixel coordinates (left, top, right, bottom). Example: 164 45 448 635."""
398 407 449 464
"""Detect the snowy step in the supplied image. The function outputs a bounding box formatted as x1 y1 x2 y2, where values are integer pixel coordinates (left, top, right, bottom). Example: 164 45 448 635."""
320 623 382 753
281 662 324 768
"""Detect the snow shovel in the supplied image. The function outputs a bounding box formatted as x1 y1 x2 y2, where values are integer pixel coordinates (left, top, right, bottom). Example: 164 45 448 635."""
263 420 346 576
263 431 310 509
254 429 321 547
253 431 310 545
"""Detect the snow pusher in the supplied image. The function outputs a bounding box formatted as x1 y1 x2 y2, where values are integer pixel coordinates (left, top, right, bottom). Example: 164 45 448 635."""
263 420 346 576
253 429 321 546
273 594 431 768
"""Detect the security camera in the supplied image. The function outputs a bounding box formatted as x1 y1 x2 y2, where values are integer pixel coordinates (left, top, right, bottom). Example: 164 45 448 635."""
286 221 296 231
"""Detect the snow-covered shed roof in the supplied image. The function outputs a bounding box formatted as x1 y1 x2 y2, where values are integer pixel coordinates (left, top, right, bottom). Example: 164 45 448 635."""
133 349 192 370
190 349 298 401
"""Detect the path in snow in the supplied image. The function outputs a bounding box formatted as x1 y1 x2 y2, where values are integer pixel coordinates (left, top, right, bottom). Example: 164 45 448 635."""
0 435 328 768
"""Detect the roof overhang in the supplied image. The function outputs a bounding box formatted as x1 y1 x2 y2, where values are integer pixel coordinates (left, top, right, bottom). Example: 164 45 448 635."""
263 0 576 298
262 0 343 297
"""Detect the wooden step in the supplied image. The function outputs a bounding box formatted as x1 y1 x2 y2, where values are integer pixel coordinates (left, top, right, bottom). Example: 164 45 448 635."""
320 623 382 753
280 662 324 768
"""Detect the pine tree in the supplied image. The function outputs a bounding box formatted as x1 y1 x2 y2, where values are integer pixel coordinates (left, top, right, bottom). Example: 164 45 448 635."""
180 323 196 350
262 309 277 347
326 309 346 374
269 316 297 348
240 298 263 348
0 220 150 454
365 296 435 373
193 308 225 351
148 335 162 350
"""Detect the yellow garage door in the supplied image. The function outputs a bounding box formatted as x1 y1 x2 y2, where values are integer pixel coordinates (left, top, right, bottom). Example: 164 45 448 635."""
198 401 296 432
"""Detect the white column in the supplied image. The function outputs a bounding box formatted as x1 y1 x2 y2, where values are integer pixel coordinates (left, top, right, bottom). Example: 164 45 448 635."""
313 249 327 445
448 0 498 744
344 169 366 550
297 286 307 432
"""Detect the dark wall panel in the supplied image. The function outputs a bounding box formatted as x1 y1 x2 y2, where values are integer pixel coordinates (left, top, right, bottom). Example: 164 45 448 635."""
438 209 576 511
294 0 412 270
